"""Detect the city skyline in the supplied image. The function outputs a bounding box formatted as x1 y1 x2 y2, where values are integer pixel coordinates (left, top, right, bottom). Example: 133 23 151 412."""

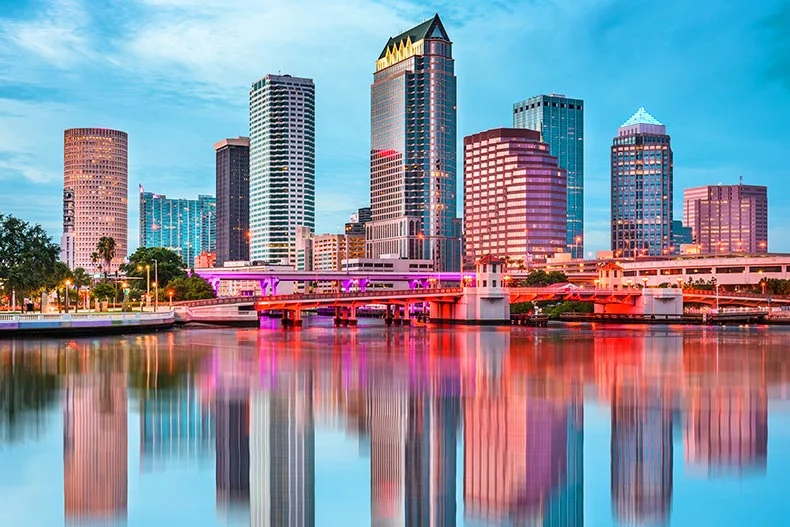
1 1 789 254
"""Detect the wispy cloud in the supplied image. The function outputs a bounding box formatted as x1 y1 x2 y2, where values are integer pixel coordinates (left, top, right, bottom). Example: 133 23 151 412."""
0 0 94 69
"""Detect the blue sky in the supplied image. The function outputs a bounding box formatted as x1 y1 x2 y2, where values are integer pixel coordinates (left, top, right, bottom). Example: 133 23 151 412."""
1 0 789 254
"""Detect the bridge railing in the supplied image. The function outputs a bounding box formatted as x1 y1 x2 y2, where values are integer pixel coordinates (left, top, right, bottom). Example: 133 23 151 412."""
683 288 790 300
179 287 464 307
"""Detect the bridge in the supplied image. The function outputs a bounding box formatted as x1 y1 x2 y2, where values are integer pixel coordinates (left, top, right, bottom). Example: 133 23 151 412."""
194 268 465 295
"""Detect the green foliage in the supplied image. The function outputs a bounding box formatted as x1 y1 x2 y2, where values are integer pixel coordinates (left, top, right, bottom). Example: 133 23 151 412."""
121 247 187 292
95 237 116 278
544 301 593 319
684 277 716 291
513 270 569 287
764 279 790 295
510 302 534 314
0 214 60 299
166 275 217 301
92 282 118 302
72 268 91 288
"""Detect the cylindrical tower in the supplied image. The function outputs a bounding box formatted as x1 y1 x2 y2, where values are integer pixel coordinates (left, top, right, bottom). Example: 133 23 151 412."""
64 128 128 272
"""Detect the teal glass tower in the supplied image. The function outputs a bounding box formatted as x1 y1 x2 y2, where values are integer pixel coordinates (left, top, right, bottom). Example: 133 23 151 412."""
139 187 216 266
367 14 459 272
513 95 584 258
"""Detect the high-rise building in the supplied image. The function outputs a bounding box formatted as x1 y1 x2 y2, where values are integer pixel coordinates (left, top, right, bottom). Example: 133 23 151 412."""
683 183 768 254
671 220 693 253
215 137 250 266
345 206 372 237
62 128 128 271
513 94 584 257
249 75 315 266
313 234 365 271
64 372 128 522
611 108 673 258
464 128 567 266
366 14 460 272
138 187 216 266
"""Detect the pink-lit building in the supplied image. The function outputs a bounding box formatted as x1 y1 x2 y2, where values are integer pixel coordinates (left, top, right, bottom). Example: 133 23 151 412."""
683 184 768 254
62 128 129 271
463 128 567 268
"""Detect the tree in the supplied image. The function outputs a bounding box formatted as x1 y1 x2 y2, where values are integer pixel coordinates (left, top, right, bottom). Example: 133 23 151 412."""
46 262 73 312
121 247 188 294
0 214 60 304
95 237 116 279
166 275 217 301
515 270 568 287
90 252 101 277
92 282 118 303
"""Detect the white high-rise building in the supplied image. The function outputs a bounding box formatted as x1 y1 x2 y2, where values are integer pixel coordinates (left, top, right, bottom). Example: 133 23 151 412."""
249 74 315 265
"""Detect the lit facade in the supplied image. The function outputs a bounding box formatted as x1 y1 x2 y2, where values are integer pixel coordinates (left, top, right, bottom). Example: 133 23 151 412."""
464 128 567 267
611 108 673 258
313 234 365 271
367 14 460 272
139 188 216 266
513 94 584 257
64 373 128 522
215 137 250 266
249 74 316 266
683 184 768 254
62 128 128 271
345 206 372 237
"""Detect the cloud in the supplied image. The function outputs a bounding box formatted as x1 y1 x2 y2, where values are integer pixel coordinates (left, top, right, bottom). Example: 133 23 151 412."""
0 0 94 69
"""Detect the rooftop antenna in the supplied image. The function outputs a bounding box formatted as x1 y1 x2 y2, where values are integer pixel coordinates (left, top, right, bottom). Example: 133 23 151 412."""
740 175 743 186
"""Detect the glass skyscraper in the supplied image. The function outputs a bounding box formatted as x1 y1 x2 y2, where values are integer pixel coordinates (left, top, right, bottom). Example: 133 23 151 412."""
513 95 584 258
138 188 216 266
249 74 315 266
367 14 459 272
611 108 673 258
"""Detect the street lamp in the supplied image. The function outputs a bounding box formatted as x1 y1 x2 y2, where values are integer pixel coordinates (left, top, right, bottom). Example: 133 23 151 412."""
676 277 683 289
594 279 600 290
138 264 151 309
168 289 174 308
153 259 159 312
641 277 648 289
64 279 71 313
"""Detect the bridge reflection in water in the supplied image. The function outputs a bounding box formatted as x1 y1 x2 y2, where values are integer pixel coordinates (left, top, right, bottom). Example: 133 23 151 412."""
0 324 787 526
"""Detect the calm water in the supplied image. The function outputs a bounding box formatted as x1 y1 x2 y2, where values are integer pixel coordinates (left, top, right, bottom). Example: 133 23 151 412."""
2 319 790 526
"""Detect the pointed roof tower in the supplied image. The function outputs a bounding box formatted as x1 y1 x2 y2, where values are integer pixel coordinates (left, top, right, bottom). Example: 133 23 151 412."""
621 107 663 127
378 14 450 60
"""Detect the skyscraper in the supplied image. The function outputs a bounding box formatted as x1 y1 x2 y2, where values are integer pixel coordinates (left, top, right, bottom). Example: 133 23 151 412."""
513 94 584 257
62 128 128 271
464 128 567 267
683 183 768 254
249 75 315 266
138 188 216 266
366 14 460 272
611 108 673 258
345 206 372 237
215 137 250 266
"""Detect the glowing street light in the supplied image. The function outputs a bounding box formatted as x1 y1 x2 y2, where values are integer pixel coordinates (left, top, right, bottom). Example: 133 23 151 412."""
64 279 71 313
168 289 174 308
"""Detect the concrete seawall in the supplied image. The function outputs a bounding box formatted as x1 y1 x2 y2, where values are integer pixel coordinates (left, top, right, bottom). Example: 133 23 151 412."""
0 311 176 337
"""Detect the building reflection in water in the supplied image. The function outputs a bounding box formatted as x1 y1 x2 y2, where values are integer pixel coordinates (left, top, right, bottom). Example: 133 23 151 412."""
463 330 583 527
12 323 788 526
63 342 128 525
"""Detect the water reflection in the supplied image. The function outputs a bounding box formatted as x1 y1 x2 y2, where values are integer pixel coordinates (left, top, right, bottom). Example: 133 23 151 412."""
1 324 790 526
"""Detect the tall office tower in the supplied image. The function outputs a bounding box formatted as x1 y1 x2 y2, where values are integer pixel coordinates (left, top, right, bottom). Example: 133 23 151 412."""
215 137 250 266
62 128 128 271
249 75 315 266
367 14 460 272
250 373 315 527
513 94 584 257
215 392 250 506
64 372 128 523
611 383 673 525
138 188 216 266
345 206 372 237
611 108 673 258
464 128 567 266
683 183 768 254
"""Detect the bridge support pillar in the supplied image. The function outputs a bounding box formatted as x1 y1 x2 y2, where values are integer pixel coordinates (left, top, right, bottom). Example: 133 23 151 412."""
341 308 350 327
333 307 342 327
394 305 402 326
348 305 358 326
293 309 303 327
385 304 393 326
282 309 291 328
402 303 412 325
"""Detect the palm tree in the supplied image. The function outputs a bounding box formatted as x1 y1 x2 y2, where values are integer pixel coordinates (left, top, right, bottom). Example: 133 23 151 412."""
72 268 91 311
95 238 116 279
90 252 100 277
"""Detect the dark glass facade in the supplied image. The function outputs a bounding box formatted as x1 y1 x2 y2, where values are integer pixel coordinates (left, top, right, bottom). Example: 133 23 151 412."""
611 108 673 258
367 15 459 272
214 137 250 266
513 94 584 258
